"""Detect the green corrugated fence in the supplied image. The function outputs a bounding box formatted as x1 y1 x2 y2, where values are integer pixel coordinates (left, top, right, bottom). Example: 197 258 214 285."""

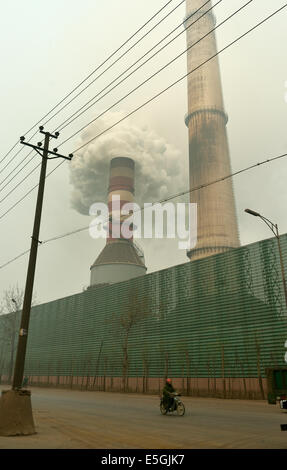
0 234 287 398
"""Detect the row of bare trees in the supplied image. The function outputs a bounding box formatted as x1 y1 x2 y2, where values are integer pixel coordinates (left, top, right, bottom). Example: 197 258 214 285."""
0 342 273 400
4 349 269 399
0 286 279 400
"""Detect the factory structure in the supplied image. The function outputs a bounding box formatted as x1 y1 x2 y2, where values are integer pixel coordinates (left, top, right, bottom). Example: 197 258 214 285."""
185 0 240 261
90 0 241 284
0 0 286 397
89 157 146 288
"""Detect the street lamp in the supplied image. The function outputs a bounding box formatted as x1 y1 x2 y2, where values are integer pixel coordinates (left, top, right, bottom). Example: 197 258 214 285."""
244 208 287 310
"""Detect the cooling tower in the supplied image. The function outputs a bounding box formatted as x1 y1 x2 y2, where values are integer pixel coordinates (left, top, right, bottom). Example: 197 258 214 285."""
185 0 240 261
90 157 146 286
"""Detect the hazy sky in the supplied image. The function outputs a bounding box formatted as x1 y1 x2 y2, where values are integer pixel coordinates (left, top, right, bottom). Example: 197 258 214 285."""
0 0 286 305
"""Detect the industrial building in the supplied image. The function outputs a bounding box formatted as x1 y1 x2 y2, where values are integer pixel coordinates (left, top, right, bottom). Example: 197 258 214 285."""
89 156 146 288
185 0 240 261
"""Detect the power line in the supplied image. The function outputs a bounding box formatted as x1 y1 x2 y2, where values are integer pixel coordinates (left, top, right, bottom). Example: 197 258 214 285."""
0 162 40 205
0 130 42 178
0 3 285 218
0 0 185 192
60 0 251 149
1 150 287 271
57 0 220 134
40 152 287 234
0 0 220 203
43 0 187 129
0 142 19 166
0 160 65 221
0 144 30 177
0 150 36 192
71 2 287 154
0 0 176 167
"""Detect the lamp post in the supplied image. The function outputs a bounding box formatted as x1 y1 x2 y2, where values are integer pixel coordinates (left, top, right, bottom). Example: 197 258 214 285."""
245 209 287 310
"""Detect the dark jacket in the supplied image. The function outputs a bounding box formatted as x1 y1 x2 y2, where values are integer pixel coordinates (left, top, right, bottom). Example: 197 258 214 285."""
162 382 175 405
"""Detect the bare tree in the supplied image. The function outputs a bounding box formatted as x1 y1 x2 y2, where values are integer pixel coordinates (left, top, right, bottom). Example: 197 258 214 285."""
0 284 37 383
221 344 226 399
255 337 265 400
142 350 150 393
185 350 191 396
119 289 149 392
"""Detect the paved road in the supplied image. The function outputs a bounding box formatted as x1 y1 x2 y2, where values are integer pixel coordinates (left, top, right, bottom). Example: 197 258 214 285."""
0 387 286 449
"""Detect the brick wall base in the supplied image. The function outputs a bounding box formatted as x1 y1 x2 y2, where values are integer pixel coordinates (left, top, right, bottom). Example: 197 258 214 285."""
0 375 268 400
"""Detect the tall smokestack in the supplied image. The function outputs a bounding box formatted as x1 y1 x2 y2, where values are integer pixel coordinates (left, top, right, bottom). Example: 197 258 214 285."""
107 157 135 244
185 0 240 261
90 157 146 287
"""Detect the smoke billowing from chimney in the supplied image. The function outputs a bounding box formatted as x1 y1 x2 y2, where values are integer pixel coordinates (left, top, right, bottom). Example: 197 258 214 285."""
69 112 185 215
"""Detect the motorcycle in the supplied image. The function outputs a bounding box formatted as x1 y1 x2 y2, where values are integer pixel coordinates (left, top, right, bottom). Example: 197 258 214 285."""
160 392 185 416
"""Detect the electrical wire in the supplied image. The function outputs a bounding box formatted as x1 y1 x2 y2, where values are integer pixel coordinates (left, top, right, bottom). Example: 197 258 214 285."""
0 0 186 191
0 3 285 219
60 0 251 149
42 0 187 129
0 160 65 221
74 0 280 154
0 150 286 271
0 150 36 191
57 0 220 133
0 129 43 179
0 162 41 205
0 0 176 167
0 0 221 203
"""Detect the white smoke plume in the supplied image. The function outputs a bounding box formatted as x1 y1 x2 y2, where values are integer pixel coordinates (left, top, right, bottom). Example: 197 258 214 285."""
69 112 186 215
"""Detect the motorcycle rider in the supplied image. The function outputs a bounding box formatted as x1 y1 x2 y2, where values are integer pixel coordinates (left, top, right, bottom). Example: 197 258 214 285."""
162 378 176 411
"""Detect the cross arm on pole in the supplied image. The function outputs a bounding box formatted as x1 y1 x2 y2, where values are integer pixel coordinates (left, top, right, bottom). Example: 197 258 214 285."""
20 137 73 161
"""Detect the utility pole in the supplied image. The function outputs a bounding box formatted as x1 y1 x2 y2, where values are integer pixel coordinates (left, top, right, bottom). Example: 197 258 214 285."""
0 126 73 436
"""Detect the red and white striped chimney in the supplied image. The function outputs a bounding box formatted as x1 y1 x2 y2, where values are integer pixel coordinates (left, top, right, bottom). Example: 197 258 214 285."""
107 157 135 243
90 157 146 287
